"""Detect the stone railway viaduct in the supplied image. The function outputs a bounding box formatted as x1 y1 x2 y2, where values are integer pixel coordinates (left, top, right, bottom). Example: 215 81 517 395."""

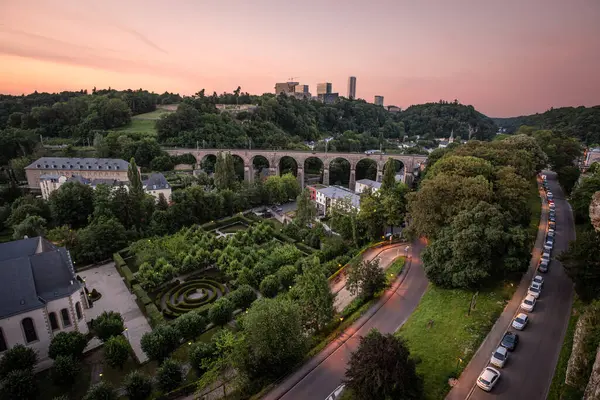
166 148 428 189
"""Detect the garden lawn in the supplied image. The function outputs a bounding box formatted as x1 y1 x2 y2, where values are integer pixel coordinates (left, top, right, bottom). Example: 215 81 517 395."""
37 362 92 400
112 118 157 135
219 223 249 234
397 282 515 400
132 109 174 120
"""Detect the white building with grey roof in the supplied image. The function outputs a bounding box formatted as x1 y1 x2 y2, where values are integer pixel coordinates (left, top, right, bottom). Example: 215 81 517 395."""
314 186 360 215
0 237 90 363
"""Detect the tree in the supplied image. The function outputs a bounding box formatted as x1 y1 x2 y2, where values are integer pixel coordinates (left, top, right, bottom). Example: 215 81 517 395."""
570 174 600 223
140 325 180 363
157 193 169 210
0 369 37 400
189 342 216 375
208 297 235 326
237 297 307 380
73 217 128 264
48 182 95 228
381 158 397 191
345 330 423 400
83 381 117 400
156 359 183 393
48 331 88 360
214 152 237 190
149 154 173 171
9 156 31 181
51 355 80 386
259 274 280 298
12 215 47 239
290 263 335 332
559 230 600 301
92 184 114 221
104 335 131 368
358 190 385 241
123 371 153 400
381 182 408 231
264 175 286 205
280 173 301 200
589 162 600 175
173 311 206 340
427 155 494 180
277 265 297 289
93 311 125 342
228 284 257 310
346 258 387 299
295 188 316 227
0 344 38 379
127 157 145 229
197 330 238 395
557 165 581 195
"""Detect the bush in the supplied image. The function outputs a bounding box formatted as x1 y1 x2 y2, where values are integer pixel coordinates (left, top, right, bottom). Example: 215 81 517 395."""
140 325 180 363
51 355 80 386
189 342 216 375
123 371 153 400
156 359 183 393
104 335 130 368
145 303 166 328
0 344 38 378
133 284 152 305
277 265 297 289
0 369 37 400
83 381 117 400
208 297 235 327
48 331 88 360
228 284 257 310
260 274 280 298
173 311 206 340
93 311 125 342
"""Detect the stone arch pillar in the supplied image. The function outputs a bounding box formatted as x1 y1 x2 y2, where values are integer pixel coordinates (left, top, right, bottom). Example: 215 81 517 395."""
349 164 356 191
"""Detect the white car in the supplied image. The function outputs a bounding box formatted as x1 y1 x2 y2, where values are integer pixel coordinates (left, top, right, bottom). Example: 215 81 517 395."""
547 229 555 238
539 259 550 273
547 192 554 200
477 366 501 392
521 294 537 311
549 203 556 210
544 241 553 252
490 346 509 368
542 252 551 263
512 313 529 330
528 282 542 299
533 275 544 287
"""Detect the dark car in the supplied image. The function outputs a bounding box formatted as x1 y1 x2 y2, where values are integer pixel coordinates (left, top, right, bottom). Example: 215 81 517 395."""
549 215 556 222
501 332 519 351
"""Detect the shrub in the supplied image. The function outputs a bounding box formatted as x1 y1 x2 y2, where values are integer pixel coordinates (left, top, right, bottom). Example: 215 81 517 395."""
140 325 180 363
277 265 297 289
132 284 152 305
123 371 153 400
0 344 38 378
104 335 130 368
189 342 216 375
83 381 117 400
260 274 280 298
156 359 183 393
0 369 37 400
51 355 80 386
145 303 166 327
93 311 125 342
48 331 88 360
228 284 257 310
173 311 206 340
208 297 235 327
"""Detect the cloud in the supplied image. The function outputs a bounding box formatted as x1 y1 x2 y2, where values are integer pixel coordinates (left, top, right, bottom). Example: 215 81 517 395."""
111 24 168 54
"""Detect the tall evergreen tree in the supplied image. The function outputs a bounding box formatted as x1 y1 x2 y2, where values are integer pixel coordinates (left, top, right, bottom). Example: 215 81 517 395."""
295 188 316 227
214 152 236 190
380 158 397 191
128 158 144 197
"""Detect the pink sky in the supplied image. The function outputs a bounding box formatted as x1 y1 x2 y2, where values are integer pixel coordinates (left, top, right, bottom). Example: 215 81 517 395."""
0 0 599 116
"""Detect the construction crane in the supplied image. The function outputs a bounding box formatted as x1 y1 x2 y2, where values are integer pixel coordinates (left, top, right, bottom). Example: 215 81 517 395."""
288 76 299 82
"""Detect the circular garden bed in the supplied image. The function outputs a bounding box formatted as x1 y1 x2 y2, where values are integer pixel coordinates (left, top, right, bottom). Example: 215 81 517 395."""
157 279 228 319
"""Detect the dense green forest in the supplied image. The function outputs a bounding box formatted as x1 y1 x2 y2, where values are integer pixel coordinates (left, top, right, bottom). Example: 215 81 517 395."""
493 105 600 145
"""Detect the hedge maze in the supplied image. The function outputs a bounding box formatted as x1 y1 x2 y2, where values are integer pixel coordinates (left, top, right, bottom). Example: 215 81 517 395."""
158 279 228 319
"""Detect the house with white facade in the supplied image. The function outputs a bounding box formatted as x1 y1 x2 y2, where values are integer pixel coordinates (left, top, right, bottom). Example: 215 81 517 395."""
315 186 360 215
143 173 172 202
0 237 89 361
355 179 382 194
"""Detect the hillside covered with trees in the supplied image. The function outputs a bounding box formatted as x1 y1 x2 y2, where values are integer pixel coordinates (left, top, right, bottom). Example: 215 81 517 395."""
493 106 600 146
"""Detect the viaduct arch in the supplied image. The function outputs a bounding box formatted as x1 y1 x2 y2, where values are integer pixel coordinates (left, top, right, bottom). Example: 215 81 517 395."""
166 148 428 189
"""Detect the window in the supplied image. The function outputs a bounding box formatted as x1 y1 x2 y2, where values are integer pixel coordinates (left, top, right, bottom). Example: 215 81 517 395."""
75 302 83 320
22 318 38 343
49 312 59 331
61 309 71 327
0 328 7 352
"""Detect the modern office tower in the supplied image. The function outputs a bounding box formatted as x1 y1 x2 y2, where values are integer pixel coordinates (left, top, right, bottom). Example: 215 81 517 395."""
374 95 384 106
295 84 309 93
347 76 356 99
275 82 298 94
317 93 339 104
317 82 332 95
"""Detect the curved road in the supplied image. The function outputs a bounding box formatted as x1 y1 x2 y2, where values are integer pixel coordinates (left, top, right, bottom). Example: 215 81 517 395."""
446 171 575 400
262 240 429 400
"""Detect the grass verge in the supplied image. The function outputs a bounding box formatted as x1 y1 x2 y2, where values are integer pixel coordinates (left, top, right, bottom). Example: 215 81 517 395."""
113 118 158 135
397 282 516 400
547 297 584 400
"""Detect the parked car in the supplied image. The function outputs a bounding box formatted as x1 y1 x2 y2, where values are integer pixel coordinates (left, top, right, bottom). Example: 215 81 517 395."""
501 331 519 351
521 294 537 311
549 214 556 222
549 221 556 230
547 229 555 238
477 367 501 392
549 203 556 211
490 346 509 368
528 282 542 299
547 192 554 200
542 252 550 263
512 313 529 330
539 259 550 273
544 240 553 252
533 275 544 287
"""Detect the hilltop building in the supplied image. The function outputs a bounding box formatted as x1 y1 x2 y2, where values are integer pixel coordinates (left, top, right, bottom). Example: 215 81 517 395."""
374 96 384 106
347 76 357 99
317 83 332 95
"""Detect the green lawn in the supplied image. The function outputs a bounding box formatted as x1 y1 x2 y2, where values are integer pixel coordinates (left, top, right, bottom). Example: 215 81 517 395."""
386 257 405 285
548 298 585 400
397 283 516 400
219 222 249 234
132 109 174 120
112 118 158 135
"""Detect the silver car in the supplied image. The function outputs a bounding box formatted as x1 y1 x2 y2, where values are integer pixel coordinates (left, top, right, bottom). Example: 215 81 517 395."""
533 275 544 287
477 367 501 392
490 346 509 368
528 282 542 298
512 313 529 330
521 294 537 311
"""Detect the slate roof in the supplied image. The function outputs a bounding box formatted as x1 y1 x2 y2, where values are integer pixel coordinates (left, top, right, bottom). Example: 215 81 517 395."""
90 179 127 188
356 179 382 189
26 157 129 171
143 173 170 190
316 186 360 208
0 237 81 319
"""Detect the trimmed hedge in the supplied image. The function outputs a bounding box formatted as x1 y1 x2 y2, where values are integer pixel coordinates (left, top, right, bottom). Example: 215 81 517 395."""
145 303 166 328
295 242 316 254
113 252 137 290
132 284 152 305
159 279 227 318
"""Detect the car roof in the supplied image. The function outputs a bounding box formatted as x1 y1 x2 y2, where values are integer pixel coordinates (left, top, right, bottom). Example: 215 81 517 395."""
494 346 508 354
525 294 536 301
534 275 543 280
516 312 528 319
483 367 500 378
530 282 541 289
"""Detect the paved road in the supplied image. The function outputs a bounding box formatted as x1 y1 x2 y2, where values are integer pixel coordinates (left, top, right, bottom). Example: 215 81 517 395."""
446 171 575 400
262 239 429 400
